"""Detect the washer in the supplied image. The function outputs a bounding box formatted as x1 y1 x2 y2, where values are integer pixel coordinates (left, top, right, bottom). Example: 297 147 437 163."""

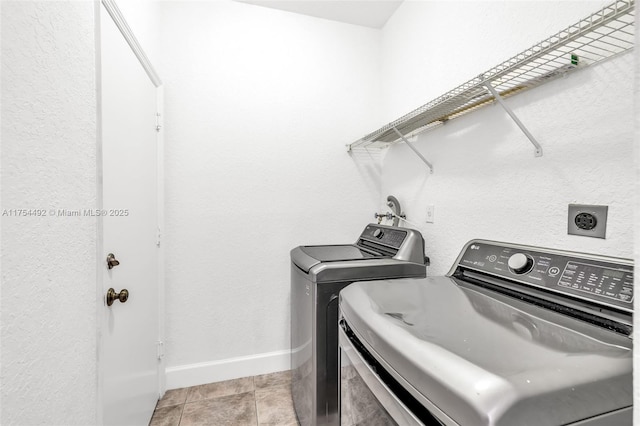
339 239 633 426
291 223 428 426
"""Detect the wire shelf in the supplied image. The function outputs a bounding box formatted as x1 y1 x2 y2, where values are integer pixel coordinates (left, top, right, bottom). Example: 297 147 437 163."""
348 0 635 151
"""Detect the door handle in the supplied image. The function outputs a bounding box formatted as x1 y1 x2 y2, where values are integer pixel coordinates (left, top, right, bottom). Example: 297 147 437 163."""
106 288 129 306
106 253 120 269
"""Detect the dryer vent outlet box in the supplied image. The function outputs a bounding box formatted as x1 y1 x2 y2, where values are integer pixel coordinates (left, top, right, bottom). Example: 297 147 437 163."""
568 204 608 239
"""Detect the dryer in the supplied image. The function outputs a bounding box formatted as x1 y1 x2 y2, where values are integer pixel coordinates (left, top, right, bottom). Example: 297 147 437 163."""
339 239 633 425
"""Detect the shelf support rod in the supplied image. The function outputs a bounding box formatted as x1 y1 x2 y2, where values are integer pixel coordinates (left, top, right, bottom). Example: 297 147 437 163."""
484 82 543 157
392 126 434 174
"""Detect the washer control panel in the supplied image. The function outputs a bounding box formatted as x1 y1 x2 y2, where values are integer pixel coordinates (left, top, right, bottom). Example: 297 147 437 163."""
456 241 633 311
359 225 408 249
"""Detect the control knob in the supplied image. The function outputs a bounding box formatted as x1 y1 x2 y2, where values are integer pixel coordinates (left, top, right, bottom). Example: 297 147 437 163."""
373 229 384 239
508 253 534 274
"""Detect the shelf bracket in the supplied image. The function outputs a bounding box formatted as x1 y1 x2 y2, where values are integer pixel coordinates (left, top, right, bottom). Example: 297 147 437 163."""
392 127 434 174
484 82 543 157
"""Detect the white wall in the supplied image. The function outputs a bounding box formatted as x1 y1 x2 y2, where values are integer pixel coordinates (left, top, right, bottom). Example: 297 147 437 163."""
157 1 383 388
378 1 635 276
1 1 98 424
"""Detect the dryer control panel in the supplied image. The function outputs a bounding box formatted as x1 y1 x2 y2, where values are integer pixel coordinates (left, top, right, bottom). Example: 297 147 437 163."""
453 241 634 312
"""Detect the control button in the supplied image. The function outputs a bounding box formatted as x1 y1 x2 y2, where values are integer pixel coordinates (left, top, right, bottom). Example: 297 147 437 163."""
548 267 560 276
508 253 534 275
549 266 560 277
373 229 384 239
487 255 497 262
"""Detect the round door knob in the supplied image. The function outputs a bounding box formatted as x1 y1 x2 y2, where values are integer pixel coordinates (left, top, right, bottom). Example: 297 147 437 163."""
508 253 534 274
106 288 129 306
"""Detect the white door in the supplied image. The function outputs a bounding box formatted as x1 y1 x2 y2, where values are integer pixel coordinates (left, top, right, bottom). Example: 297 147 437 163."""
100 3 160 425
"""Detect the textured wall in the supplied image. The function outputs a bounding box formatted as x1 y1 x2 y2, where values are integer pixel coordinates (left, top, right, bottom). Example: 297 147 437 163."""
378 1 635 276
1 2 98 424
157 1 382 375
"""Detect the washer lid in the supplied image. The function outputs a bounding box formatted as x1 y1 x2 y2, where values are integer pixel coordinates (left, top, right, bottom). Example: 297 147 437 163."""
291 245 375 274
340 278 632 426
291 245 425 282
301 244 378 262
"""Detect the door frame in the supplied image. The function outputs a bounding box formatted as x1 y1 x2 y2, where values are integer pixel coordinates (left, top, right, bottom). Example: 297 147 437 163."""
96 0 165 423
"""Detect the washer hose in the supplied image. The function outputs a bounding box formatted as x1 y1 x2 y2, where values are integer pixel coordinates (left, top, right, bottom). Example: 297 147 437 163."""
386 195 403 227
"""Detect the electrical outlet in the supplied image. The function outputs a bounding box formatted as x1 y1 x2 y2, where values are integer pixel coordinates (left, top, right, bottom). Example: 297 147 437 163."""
567 204 608 239
426 205 435 223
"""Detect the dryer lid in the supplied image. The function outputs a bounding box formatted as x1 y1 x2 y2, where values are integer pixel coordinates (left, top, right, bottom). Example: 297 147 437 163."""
340 278 632 426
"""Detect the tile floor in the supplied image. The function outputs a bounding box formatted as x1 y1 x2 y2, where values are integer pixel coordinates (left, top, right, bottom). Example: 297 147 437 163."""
149 370 299 426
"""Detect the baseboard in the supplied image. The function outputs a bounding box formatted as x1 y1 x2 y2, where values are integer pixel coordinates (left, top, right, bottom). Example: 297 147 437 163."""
165 349 291 390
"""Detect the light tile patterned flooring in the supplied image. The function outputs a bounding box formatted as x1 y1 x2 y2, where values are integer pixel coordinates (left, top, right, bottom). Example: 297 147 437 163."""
149 370 300 426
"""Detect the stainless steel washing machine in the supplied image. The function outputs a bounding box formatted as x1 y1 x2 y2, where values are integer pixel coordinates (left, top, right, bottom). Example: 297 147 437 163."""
339 239 633 426
291 224 428 426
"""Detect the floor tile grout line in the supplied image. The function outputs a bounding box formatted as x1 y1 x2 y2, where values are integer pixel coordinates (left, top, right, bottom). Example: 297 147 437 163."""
177 402 185 426
253 375 260 426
